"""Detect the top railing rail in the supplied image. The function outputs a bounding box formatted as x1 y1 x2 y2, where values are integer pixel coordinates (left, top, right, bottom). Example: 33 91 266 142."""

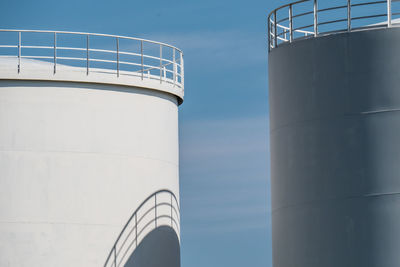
0 29 184 89
268 0 400 52
0 29 182 52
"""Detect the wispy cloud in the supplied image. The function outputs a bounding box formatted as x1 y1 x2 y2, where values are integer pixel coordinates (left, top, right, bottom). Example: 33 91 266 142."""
181 116 268 158
179 115 270 235
183 219 268 235
142 30 268 69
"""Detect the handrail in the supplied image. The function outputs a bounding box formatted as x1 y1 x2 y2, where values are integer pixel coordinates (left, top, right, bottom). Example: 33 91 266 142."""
0 29 184 89
268 0 400 51
0 29 182 52
103 189 180 267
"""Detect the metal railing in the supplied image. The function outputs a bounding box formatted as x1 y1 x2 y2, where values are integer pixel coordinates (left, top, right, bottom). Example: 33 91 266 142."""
268 0 400 51
103 189 180 267
0 29 184 88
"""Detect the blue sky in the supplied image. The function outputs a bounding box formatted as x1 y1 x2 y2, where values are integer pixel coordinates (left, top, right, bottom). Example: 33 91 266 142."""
0 0 289 266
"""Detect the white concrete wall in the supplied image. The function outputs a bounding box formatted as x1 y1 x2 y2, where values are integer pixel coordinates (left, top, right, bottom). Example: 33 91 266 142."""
0 80 180 266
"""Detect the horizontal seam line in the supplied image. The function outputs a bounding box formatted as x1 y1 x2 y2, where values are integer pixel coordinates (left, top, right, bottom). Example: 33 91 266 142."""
272 192 400 213
0 148 178 167
361 109 400 115
0 221 120 227
270 110 400 133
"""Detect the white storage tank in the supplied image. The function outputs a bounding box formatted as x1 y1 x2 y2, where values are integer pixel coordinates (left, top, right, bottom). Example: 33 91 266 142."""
0 29 184 267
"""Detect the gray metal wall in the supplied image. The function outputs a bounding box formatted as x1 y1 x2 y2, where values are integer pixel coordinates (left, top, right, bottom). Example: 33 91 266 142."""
268 27 400 267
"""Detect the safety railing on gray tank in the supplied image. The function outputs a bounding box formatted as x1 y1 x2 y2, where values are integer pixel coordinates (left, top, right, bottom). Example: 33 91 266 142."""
268 0 400 51
103 189 180 267
0 29 184 88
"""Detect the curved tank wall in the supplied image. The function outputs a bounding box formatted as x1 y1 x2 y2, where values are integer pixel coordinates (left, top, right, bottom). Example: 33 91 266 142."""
125 226 180 267
0 79 180 266
269 27 400 267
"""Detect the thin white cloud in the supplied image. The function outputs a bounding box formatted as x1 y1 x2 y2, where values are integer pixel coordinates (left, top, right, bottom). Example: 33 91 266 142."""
141 30 268 68
180 116 268 160
183 218 268 235
179 115 271 234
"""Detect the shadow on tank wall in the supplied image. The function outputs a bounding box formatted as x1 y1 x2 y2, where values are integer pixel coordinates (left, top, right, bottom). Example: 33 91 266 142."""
125 226 180 267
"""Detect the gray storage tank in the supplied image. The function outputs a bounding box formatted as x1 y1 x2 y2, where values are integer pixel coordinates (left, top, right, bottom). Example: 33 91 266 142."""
268 1 400 267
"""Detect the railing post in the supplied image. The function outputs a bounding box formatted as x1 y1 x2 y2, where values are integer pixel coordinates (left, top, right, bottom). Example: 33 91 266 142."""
173 48 176 87
274 10 278 47
140 40 144 80
18 32 21 74
347 0 351 31
388 0 392 27
159 44 162 84
154 193 157 228
53 32 57 74
116 37 119 77
289 4 293 42
314 0 318 37
86 35 89 75
180 52 184 87
267 15 271 52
